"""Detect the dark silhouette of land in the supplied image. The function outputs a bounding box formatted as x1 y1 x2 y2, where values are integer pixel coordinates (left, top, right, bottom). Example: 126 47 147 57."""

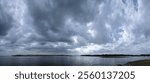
81 54 150 56
13 54 150 57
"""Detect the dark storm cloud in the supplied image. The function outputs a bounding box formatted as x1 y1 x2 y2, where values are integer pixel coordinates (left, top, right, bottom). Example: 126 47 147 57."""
25 0 100 43
0 4 12 36
0 0 150 55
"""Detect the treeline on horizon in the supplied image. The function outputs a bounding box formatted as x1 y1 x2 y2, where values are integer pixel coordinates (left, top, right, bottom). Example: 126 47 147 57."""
13 54 150 56
81 54 150 56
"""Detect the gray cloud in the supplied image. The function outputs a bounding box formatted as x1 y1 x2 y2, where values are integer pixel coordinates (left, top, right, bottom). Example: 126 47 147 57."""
0 4 13 36
25 0 100 43
0 0 150 55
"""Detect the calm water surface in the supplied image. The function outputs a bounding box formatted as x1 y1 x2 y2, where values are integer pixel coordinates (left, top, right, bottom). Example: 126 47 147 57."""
0 56 150 66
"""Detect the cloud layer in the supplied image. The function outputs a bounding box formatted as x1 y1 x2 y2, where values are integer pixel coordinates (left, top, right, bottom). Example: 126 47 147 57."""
0 0 150 55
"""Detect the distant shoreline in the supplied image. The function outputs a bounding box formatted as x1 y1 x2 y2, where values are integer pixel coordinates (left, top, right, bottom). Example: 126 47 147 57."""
12 54 150 57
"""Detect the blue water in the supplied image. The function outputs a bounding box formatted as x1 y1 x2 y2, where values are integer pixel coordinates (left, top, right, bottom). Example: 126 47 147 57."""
0 56 150 66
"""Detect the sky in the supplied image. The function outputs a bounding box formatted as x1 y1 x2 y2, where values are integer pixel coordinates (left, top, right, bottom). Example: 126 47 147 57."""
0 0 150 55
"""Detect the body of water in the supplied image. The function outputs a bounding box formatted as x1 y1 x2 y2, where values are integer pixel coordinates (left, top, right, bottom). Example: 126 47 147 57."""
0 56 150 66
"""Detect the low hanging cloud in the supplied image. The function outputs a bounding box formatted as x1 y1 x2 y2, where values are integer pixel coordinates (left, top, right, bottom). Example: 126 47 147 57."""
0 0 150 55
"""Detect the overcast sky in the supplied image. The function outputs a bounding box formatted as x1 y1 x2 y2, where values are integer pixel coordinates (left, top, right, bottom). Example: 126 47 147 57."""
0 0 150 55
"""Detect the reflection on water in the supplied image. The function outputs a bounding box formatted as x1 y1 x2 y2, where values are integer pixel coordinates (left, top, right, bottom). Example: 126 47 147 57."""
0 56 150 66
